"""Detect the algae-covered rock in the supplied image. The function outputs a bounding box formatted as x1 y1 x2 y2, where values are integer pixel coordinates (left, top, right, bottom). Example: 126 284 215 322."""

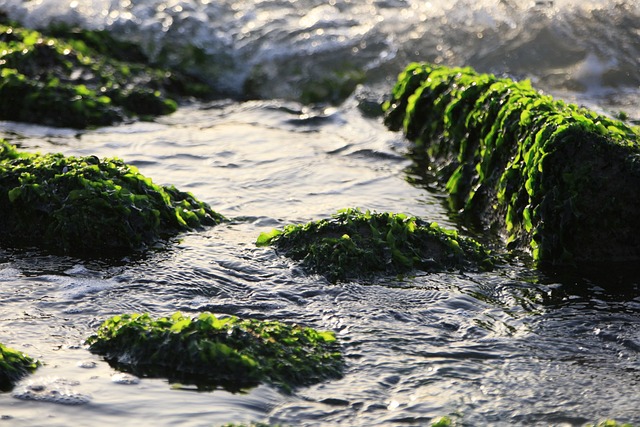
0 20 211 128
0 140 224 255
257 208 493 282
86 312 343 391
383 63 640 267
0 342 39 391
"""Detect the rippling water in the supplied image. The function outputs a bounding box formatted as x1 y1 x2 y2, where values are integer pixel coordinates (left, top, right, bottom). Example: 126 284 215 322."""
0 0 639 426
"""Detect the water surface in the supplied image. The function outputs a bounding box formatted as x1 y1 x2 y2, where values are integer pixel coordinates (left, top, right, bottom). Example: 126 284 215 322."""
1 1 639 426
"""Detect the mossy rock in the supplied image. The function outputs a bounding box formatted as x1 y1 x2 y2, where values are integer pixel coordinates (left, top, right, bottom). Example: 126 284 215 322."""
0 20 212 128
0 342 40 391
298 68 366 105
86 312 343 391
383 62 640 267
257 208 493 282
0 140 224 256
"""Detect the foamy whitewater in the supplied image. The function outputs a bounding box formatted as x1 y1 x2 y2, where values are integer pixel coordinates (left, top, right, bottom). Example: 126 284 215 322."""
1 0 639 107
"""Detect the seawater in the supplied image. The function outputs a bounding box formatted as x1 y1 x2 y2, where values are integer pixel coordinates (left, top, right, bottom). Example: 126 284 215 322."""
0 1 639 426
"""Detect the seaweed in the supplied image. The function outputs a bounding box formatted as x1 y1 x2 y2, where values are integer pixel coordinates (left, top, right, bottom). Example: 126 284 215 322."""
0 140 224 256
588 422 635 427
383 63 640 267
86 312 343 392
0 21 212 128
0 342 39 392
257 208 493 282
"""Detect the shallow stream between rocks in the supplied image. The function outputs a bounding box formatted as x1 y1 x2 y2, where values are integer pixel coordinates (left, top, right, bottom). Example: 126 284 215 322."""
1 0 640 425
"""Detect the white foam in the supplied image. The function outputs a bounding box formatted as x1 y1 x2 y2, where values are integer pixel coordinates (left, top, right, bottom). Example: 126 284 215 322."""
0 267 21 281
0 0 637 104
111 372 140 385
11 377 91 405
76 360 98 369
37 274 115 300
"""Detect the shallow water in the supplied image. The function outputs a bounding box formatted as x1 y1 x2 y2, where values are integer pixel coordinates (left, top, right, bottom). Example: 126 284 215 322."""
1 0 640 426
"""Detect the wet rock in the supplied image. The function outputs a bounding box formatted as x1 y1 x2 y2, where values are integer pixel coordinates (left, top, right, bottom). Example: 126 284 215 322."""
0 19 213 128
257 207 493 282
0 140 225 256
86 312 343 392
0 342 39 391
384 63 640 268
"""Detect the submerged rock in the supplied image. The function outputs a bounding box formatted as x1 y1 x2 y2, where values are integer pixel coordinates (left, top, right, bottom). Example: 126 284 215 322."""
86 312 343 391
0 342 39 391
0 19 211 128
383 63 640 267
0 140 225 256
257 208 493 282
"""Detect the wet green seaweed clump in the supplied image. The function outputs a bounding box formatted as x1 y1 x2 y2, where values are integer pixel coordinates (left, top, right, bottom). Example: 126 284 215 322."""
257 208 493 282
0 20 211 128
383 62 640 267
588 421 634 427
0 140 224 255
86 312 343 391
0 342 39 391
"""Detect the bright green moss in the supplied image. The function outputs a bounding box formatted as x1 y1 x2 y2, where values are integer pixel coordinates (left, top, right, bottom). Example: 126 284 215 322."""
588 421 635 427
430 417 454 427
0 140 224 256
0 20 211 128
86 312 343 391
384 63 640 267
257 208 493 282
0 342 40 391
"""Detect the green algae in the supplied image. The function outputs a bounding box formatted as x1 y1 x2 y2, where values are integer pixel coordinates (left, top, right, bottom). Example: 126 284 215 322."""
0 140 224 256
0 342 39 392
0 20 211 128
588 421 635 427
257 208 493 282
383 63 640 267
430 416 454 427
86 312 343 391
